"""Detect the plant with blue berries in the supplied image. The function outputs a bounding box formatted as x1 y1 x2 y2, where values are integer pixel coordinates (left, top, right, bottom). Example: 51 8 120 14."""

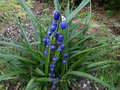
0 0 119 90
42 11 69 89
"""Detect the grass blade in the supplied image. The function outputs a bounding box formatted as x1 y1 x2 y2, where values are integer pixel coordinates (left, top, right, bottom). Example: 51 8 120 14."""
67 0 90 22
36 78 51 82
35 68 45 76
70 44 109 59
17 0 45 34
0 41 26 50
54 0 59 11
26 77 36 90
69 56 86 70
88 64 111 71
0 54 35 64
62 71 116 90
87 60 120 69
0 70 24 81
15 15 31 48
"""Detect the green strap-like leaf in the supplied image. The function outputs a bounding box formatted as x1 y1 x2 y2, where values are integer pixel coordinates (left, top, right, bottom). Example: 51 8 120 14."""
35 68 45 76
69 25 88 42
65 1 70 17
88 64 111 71
70 44 109 59
26 78 36 90
0 54 35 64
87 60 120 68
62 71 116 90
54 0 59 11
36 77 51 82
69 56 86 70
67 0 90 22
0 41 26 50
0 70 24 81
0 59 16 64
45 47 51 76
43 85 48 90
15 15 31 48
17 0 45 34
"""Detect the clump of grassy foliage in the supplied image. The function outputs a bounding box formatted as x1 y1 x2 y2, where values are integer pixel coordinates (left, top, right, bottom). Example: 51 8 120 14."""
0 0 120 90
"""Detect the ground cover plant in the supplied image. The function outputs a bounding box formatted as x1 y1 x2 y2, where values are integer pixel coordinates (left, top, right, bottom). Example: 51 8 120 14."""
0 0 120 90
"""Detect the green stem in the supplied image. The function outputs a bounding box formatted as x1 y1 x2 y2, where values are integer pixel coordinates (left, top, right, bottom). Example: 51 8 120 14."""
45 48 50 76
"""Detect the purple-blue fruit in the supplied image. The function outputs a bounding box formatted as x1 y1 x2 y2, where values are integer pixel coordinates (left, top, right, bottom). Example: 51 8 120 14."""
52 22 58 27
44 50 48 56
47 31 52 36
64 53 69 58
53 57 57 62
60 21 67 29
53 11 60 20
62 60 67 64
55 32 60 38
51 45 56 50
58 35 64 42
51 78 54 82
57 41 61 45
46 38 50 43
46 44 49 48
57 48 62 52
50 64 55 68
50 25 56 32
56 78 59 81
50 67 55 72
43 37 47 43
60 44 65 50
52 84 56 89
48 73 52 77
52 74 56 77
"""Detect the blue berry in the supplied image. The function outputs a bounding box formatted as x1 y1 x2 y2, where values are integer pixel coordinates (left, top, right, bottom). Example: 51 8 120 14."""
64 53 69 58
56 78 59 81
60 21 67 29
47 31 52 36
51 45 56 50
50 67 55 72
55 32 60 38
60 44 65 50
52 22 58 27
46 38 50 43
50 25 56 32
57 41 61 45
51 78 54 82
53 81 57 84
43 37 50 44
53 57 57 62
44 50 48 56
52 84 56 89
52 74 56 77
48 73 52 77
62 60 67 64
57 48 62 52
53 11 60 20
46 44 49 48
50 64 55 68
58 34 64 42
43 37 47 43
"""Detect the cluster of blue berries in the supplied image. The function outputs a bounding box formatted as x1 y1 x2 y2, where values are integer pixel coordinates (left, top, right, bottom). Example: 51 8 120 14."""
43 11 69 89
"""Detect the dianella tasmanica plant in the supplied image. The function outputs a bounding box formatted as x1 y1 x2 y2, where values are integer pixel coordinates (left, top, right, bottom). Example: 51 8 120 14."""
43 11 69 89
0 0 119 90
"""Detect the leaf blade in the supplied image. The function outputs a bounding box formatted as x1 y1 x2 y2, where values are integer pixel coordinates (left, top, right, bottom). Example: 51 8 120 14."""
62 71 116 90
0 70 24 81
